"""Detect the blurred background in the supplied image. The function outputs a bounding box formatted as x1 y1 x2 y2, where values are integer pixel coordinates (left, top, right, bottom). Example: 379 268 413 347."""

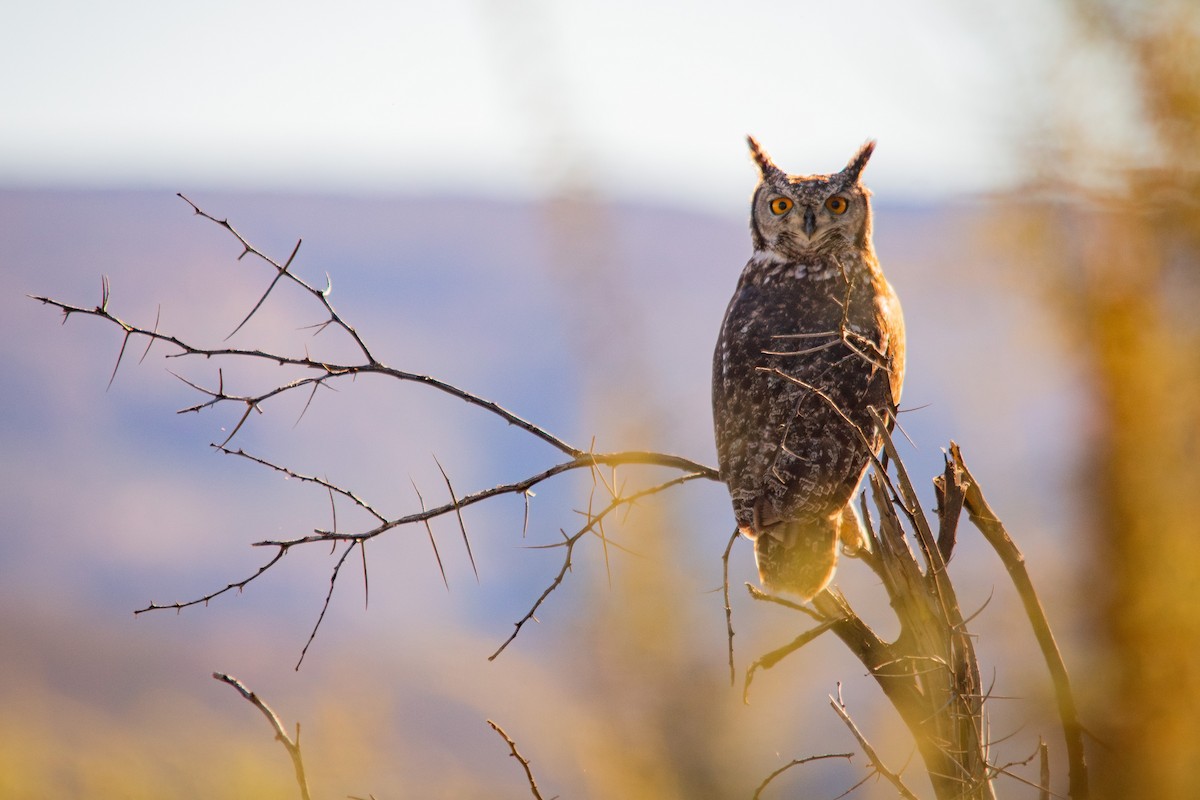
1 1 1197 797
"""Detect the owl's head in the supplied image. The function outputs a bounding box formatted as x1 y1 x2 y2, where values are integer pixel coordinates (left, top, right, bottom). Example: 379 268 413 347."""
746 136 876 260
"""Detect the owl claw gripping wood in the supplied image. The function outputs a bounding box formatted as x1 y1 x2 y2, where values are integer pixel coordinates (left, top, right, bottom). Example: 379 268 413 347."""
712 137 906 600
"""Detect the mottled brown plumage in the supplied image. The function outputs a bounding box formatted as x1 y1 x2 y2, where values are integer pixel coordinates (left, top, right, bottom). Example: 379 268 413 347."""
712 137 905 599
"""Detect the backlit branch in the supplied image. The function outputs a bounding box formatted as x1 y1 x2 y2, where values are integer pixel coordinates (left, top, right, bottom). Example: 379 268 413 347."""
734 389 1086 798
213 672 312 800
830 684 920 800
486 719 547 800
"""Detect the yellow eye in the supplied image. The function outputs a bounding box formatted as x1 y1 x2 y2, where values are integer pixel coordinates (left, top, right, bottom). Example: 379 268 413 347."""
769 197 793 215
825 196 849 215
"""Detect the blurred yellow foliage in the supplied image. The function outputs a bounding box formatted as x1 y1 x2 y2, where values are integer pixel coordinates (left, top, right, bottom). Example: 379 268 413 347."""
1008 2 1200 797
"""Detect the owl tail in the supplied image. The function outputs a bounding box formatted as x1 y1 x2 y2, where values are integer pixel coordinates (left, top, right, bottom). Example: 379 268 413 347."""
753 515 840 601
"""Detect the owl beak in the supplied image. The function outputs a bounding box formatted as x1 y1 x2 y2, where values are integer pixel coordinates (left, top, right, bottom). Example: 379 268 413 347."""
803 207 817 238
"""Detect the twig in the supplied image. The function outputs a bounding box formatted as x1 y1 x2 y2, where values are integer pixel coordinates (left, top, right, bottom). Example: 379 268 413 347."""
214 444 387 523
135 547 287 614
868 408 940 574
1040 737 1051 800
486 719 546 800
750 752 854 800
744 619 838 703
745 583 826 623
488 472 704 660
722 528 739 686
830 684 920 800
256 452 715 547
295 540 359 670
213 672 311 800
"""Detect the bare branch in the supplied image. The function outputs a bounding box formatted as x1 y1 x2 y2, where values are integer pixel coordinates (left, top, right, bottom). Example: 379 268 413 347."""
295 540 359 671
984 739 1064 797
1040 737 1051 800
868 408 939 569
830 685 920 800
750 752 854 800
29 290 588 457
178 193 375 363
744 618 838 704
488 472 705 660
486 719 547 800
745 583 826 623
255 452 715 549
36 203 718 654
487 527 576 662
135 547 287 614
215 444 387 523
213 672 311 800
722 528 739 687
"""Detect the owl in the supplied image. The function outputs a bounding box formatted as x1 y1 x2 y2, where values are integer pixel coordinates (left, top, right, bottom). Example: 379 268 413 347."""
712 137 905 600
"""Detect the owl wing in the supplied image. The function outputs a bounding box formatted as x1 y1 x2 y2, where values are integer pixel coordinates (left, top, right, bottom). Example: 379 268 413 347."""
712 277 781 531
713 273 853 530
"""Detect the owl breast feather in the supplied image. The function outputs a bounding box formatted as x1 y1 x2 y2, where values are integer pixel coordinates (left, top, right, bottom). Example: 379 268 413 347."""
712 253 898 533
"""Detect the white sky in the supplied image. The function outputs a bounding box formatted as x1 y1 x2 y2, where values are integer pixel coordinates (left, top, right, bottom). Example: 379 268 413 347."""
1 0 1069 209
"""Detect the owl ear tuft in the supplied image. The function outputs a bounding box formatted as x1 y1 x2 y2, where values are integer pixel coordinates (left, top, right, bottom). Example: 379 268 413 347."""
747 135 784 180
842 140 876 183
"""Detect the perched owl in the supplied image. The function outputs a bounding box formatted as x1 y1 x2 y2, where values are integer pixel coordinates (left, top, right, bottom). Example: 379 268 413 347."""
712 137 905 600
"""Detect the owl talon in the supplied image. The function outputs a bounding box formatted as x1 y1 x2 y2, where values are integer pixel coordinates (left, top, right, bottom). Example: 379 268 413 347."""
837 503 873 556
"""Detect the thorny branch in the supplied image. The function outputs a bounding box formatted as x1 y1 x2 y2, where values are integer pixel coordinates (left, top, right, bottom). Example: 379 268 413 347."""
31 196 719 665
489 470 707 661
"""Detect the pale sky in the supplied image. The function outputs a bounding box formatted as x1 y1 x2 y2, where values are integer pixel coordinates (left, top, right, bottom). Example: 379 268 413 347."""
1 0 1069 209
